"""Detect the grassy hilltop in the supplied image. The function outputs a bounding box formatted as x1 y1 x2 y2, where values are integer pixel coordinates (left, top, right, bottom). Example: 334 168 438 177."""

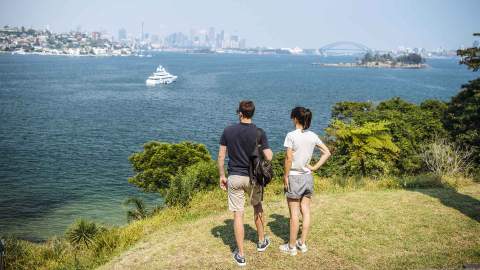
97 177 480 270
6 176 480 270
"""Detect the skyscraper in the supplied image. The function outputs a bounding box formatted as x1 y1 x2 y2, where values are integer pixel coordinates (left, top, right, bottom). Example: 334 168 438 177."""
239 38 246 49
208 27 215 47
216 30 224 48
230 35 239 49
118 28 127 41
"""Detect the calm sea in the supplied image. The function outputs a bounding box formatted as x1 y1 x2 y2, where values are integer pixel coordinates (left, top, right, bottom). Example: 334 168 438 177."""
0 53 476 241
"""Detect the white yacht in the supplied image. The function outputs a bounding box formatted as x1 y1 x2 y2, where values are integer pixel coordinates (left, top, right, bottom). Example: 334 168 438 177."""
145 65 177 86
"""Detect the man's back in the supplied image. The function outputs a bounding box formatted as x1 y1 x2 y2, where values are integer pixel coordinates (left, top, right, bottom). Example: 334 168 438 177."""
220 123 257 176
220 123 260 176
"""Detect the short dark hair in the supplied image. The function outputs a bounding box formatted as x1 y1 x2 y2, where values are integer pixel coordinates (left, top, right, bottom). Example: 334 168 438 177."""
238 100 255 119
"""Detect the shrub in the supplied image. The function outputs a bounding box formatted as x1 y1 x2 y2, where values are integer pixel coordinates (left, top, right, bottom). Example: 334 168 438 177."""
419 137 473 178
66 219 101 249
128 141 212 193
165 160 219 207
331 98 448 175
331 101 374 121
326 120 400 176
443 78 480 164
271 151 285 180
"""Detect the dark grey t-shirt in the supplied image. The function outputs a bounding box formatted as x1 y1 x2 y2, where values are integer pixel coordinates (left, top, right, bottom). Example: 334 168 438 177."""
220 123 270 176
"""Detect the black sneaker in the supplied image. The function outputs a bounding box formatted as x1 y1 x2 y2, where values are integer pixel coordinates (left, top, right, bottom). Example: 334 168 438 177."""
257 236 270 252
233 250 246 267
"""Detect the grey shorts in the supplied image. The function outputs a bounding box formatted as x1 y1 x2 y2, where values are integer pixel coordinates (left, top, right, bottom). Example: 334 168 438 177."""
285 174 314 199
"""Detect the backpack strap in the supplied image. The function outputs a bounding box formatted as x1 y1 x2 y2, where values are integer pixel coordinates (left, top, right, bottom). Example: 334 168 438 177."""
257 128 265 201
256 128 263 148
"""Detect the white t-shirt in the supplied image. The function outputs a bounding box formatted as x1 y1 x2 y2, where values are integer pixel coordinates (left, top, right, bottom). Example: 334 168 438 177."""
283 129 323 175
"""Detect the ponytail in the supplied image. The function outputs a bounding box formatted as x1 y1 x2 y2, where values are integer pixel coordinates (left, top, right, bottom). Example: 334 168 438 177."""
304 109 312 130
290 106 313 130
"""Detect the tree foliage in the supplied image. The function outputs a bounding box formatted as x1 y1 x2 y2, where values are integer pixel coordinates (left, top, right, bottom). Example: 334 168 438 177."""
443 78 480 164
395 53 425 64
329 98 448 175
165 160 218 207
128 141 212 193
326 120 399 176
331 101 374 121
443 33 480 164
361 52 424 65
271 151 286 180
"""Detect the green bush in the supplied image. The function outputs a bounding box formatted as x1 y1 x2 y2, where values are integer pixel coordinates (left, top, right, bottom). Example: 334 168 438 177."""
66 219 101 249
327 98 448 176
331 101 374 121
165 160 219 207
271 151 285 180
128 141 212 193
326 120 400 176
443 78 480 164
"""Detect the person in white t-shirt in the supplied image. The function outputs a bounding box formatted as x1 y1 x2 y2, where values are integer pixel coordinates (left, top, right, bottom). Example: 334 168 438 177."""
279 106 331 256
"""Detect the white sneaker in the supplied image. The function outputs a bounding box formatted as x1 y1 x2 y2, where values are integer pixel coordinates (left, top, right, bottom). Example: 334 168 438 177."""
279 243 297 256
296 239 308 253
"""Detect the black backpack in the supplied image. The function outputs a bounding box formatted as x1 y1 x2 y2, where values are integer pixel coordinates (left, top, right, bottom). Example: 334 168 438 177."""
249 128 273 201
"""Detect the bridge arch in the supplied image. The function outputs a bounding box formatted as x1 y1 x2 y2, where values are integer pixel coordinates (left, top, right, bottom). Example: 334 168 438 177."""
319 41 371 55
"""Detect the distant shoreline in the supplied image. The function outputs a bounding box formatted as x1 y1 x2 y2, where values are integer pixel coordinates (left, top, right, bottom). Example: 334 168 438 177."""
313 62 428 69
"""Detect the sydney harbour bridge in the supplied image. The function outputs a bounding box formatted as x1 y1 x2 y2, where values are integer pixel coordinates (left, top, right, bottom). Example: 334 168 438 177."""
318 41 375 56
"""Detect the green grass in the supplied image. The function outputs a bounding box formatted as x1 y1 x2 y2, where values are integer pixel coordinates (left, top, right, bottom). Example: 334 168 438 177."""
5 176 480 270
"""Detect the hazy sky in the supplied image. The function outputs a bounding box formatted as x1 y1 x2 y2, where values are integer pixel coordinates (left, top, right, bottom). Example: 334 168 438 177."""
1 0 478 50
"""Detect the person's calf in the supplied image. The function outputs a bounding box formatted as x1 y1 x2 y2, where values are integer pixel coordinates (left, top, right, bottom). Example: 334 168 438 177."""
253 203 265 242
233 211 245 256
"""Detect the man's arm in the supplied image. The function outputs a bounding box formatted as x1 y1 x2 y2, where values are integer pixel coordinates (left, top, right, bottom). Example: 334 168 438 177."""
307 143 331 171
283 147 293 191
217 145 227 190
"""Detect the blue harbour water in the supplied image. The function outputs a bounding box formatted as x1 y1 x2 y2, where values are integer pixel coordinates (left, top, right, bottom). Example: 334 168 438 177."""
0 53 476 241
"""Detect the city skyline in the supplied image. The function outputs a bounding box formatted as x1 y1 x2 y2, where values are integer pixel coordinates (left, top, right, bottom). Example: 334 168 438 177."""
0 0 479 50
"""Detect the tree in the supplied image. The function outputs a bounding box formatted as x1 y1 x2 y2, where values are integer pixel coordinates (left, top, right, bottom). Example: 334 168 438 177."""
326 120 400 176
420 99 448 119
396 53 425 64
128 141 212 193
443 78 480 164
457 33 480 71
443 33 480 164
337 98 448 174
331 101 374 121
